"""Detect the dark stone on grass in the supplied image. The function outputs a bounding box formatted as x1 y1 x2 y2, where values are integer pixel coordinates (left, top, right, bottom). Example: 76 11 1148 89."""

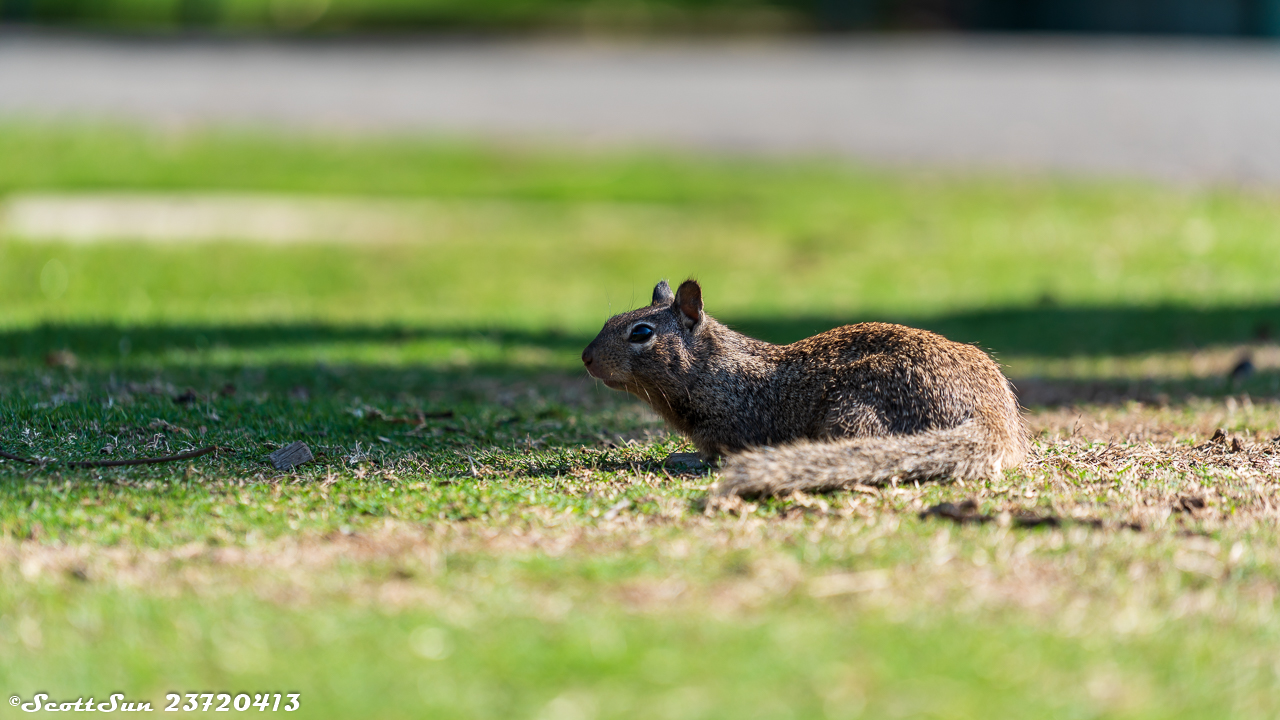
663 452 710 472
920 499 990 524
269 441 314 471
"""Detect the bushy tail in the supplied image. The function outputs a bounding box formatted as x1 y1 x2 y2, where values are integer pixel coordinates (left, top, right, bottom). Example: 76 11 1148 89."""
713 420 1020 498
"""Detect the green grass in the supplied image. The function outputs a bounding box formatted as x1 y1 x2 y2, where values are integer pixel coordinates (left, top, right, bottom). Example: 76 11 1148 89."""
3 123 1280 718
4 124 1280 339
7 580 1278 719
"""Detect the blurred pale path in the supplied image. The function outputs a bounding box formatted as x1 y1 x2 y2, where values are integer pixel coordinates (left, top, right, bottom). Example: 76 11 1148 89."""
5 33 1280 183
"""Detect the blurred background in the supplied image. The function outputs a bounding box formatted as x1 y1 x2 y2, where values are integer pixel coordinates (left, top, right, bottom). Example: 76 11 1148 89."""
3 0 1280 35
3 0 1280 400
9 6 1280 714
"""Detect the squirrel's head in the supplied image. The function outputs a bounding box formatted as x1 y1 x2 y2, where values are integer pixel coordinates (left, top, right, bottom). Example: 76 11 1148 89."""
582 279 705 393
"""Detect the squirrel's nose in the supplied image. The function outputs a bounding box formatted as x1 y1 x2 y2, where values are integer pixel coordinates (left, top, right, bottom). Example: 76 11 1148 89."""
581 347 595 367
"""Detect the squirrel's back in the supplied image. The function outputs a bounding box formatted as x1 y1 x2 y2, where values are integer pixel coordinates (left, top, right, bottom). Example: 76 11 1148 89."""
582 280 1028 497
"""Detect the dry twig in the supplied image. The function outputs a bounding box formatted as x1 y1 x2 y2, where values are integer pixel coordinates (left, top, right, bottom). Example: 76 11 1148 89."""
0 445 216 468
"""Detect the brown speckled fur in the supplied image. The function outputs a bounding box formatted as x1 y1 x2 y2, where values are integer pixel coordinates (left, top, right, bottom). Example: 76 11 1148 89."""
582 280 1029 498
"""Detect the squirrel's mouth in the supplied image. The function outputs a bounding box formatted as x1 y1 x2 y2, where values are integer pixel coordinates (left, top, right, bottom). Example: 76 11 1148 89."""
585 362 627 390
588 372 626 390
593 372 626 390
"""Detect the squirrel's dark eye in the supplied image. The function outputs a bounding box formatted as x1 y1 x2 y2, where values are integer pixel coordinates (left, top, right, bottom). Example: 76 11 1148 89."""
627 324 654 343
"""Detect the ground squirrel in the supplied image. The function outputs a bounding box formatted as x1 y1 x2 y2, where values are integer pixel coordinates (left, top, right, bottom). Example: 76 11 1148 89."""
581 279 1029 497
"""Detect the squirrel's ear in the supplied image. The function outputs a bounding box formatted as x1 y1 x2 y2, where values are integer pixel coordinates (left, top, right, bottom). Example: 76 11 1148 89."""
651 280 674 306
674 279 703 330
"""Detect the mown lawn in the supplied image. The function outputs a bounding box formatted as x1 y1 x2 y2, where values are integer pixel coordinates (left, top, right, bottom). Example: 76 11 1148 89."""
2 123 1280 718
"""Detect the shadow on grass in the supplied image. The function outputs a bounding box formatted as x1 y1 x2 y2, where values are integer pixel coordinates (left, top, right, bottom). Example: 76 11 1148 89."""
4 303 1278 360
3 302 1279 405
0 323 587 361
729 304 1280 357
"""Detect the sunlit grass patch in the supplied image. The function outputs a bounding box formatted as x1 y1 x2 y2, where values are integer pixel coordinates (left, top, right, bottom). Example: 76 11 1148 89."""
4 123 1280 331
